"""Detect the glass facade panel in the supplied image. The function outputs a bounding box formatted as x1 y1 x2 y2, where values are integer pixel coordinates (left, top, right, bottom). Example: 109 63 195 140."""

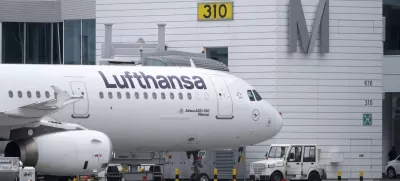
53 22 63 64
82 19 96 65
64 20 81 64
2 22 24 63
1 20 94 65
26 23 52 64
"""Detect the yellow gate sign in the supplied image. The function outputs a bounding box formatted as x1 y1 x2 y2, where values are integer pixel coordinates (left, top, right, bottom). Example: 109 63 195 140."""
197 1 233 21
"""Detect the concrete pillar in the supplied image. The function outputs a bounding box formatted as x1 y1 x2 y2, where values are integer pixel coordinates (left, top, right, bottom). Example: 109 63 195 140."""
157 24 166 52
104 24 113 59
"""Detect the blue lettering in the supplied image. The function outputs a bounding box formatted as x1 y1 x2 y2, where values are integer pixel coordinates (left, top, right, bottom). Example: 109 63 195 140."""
98 71 207 90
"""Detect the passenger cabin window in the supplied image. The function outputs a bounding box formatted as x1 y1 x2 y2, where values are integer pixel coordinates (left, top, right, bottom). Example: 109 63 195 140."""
8 91 13 98
108 92 113 99
187 93 192 100
135 92 139 99
143 92 148 99
27 91 32 98
126 92 131 99
178 93 183 100
247 90 255 101
117 92 122 99
152 92 157 99
45 91 50 98
170 92 174 99
99 92 104 99
18 91 22 98
36 91 41 98
161 92 166 99
253 90 262 101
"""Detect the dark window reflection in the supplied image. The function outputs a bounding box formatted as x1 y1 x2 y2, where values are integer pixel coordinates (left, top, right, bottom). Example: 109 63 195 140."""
384 4 400 55
64 20 81 64
26 23 52 64
82 19 96 65
2 22 24 63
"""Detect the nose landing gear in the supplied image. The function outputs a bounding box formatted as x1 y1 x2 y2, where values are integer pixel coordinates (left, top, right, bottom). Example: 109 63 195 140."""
186 151 209 181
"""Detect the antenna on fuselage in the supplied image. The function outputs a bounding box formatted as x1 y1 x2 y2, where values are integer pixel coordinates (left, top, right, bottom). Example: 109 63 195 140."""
190 58 196 68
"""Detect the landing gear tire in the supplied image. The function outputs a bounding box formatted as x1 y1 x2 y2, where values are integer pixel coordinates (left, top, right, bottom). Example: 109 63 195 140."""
191 173 209 181
196 173 209 181
388 167 396 179
269 172 283 181
308 172 321 181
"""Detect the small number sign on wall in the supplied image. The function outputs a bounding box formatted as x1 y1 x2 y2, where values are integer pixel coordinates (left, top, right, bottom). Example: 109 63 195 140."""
197 2 233 21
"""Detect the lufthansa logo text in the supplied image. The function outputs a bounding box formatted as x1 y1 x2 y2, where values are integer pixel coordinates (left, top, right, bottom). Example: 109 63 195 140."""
99 71 207 90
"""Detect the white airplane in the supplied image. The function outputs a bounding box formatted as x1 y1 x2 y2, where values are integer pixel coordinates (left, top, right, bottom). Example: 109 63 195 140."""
0 64 283 181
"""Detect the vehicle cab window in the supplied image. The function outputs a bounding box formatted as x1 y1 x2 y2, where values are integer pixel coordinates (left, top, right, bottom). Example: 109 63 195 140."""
267 146 289 159
303 146 316 162
252 90 262 101
247 90 255 101
288 146 302 162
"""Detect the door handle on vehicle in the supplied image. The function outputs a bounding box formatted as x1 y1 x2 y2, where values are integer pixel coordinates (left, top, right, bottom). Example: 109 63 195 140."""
311 163 314 165
296 163 299 165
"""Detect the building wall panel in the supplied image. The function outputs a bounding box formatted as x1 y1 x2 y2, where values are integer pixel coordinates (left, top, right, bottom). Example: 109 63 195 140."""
61 0 95 20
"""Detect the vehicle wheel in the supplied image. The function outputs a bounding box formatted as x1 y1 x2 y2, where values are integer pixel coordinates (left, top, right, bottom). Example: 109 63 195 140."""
270 172 283 181
195 173 209 181
388 167 396 178
308 171 320 181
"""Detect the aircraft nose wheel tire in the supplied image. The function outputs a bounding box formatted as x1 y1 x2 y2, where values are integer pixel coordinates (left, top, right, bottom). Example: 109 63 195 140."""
388 167 396 178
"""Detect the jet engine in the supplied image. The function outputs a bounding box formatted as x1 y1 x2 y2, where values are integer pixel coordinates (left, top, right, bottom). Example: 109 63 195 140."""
4 130 112 176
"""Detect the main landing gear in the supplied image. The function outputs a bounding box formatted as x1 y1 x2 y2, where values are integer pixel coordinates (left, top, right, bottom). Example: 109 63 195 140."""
186 151 209 181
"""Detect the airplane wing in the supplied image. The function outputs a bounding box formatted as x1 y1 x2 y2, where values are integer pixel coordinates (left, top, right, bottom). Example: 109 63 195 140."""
0 85 82 121
0 85 85 140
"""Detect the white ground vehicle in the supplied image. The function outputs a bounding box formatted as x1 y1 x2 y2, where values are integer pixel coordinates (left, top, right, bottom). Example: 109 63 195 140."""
385 155 400 178
249 144 327 181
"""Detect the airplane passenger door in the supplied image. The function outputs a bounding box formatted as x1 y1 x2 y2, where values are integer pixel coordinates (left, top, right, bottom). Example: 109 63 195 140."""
209 75 233 119
70 81 90 118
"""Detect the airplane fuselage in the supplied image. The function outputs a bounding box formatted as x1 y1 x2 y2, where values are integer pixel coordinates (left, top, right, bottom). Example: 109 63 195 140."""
0 64 283 153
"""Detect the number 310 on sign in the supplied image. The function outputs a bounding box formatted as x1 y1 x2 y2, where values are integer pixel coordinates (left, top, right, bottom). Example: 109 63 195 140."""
197 2 233 21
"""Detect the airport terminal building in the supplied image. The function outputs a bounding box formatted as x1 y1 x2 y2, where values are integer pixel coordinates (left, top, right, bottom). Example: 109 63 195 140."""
1 0 400 179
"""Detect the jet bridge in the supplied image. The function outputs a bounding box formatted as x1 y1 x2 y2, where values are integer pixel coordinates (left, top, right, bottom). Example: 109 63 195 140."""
98 23 229 72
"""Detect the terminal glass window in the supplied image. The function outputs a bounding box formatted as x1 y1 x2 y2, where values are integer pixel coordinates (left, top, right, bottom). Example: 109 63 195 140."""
384 2 400 55
64 19 96 65
64 20 81 64
82 19 96 65
26 23 52 64
2 22 63 64
2 22 24 64
205 47 228 66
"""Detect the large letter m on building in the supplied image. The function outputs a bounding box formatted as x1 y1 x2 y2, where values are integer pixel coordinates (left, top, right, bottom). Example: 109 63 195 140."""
289 0 329 53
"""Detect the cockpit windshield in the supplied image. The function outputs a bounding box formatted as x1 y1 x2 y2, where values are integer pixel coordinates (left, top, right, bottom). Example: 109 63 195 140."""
247 90 255 101
267 146 289 159
252 90 262 101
